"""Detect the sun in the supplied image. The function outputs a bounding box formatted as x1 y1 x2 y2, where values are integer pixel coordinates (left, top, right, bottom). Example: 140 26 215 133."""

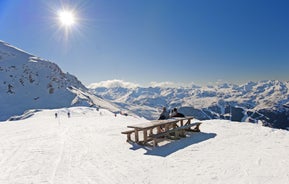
58 10 76 27
52 6 83 42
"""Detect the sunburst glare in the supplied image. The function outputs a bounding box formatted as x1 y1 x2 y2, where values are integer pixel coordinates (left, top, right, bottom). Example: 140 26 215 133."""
49 4 85 46
58 10 75 27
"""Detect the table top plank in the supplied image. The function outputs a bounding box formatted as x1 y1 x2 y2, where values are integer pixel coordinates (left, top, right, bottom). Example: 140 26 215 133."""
127 117 194 130
127 119 178 129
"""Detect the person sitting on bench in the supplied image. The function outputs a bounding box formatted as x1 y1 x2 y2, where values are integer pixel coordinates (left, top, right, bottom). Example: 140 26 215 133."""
170 108 185 117
158 107 170 120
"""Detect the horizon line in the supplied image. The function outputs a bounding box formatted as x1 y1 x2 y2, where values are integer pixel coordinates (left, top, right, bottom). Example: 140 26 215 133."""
86 79 289 89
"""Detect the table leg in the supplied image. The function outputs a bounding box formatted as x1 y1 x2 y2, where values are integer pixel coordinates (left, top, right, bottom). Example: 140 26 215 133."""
180 120 184 126
185 119 191 125
149 128 153 135
134 129 139 143
173 122 177 129
143 130 148 143
165 124 169 131
157 126 162 133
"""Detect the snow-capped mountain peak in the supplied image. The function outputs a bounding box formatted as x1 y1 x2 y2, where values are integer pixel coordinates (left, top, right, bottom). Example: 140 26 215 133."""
0 41 120 120
89 79 289 129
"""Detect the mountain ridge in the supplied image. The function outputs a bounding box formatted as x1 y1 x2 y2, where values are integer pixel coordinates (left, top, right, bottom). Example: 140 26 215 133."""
89 80 289 129
0 41 120 121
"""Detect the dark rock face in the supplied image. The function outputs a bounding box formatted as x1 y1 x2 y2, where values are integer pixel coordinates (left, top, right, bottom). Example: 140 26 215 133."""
179 105 289 130
256 109 289 129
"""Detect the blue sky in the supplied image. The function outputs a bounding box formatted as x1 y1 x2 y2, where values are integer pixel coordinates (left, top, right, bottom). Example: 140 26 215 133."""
0 0 288 86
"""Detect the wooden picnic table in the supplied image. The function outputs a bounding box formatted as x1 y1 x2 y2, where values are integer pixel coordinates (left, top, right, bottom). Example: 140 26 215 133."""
122 116 201 146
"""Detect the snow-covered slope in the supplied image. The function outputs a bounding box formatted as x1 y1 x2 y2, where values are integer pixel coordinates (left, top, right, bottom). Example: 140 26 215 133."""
89 80 289 129
0 41 120 120
0 107 289 184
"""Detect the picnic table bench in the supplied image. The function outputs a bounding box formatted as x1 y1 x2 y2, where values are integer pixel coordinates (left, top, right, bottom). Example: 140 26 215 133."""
121 116 201 147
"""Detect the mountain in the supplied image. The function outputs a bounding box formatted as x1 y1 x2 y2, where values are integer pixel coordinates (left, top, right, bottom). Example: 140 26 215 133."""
88 80 289 130
0 41 120 121
1 106 289 183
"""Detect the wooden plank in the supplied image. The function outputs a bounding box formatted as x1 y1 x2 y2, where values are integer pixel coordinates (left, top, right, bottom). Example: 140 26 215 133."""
127 117 194 130
143 129 148 142
134 129 139 143
184 118 191 126
127 119 179 129
172 116 194 121
121 130 134 142
121 130 134 134
149 122 202 141
157 126 162 134
123 117 198 145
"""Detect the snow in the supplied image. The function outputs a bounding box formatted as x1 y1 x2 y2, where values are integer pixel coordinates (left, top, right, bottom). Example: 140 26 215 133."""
0 41 122 121
89 80 289 120
1 107 289 184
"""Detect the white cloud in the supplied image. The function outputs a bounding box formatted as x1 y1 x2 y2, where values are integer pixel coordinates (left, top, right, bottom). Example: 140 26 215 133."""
149 81 198 88
149 81 178 88
87 80 139 89
88 80 201 89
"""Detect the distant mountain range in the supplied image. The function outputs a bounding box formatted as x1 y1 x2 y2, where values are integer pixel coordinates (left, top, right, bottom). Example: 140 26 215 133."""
1 40 288 130
0 41 120 121
88 80 289 130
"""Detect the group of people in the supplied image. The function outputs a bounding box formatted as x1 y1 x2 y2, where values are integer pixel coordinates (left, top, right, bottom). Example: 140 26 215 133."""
54 112 71 118
158 107 185 120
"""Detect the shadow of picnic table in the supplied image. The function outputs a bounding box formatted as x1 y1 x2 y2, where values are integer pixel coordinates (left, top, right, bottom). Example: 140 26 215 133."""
141 132 217 157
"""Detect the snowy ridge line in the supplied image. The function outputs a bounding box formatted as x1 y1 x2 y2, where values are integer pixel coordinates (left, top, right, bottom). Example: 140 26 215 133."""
89 80 289 129
0 41 127 121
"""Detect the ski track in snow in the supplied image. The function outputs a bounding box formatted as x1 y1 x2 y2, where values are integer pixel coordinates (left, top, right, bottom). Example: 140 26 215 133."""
0 107 289 184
